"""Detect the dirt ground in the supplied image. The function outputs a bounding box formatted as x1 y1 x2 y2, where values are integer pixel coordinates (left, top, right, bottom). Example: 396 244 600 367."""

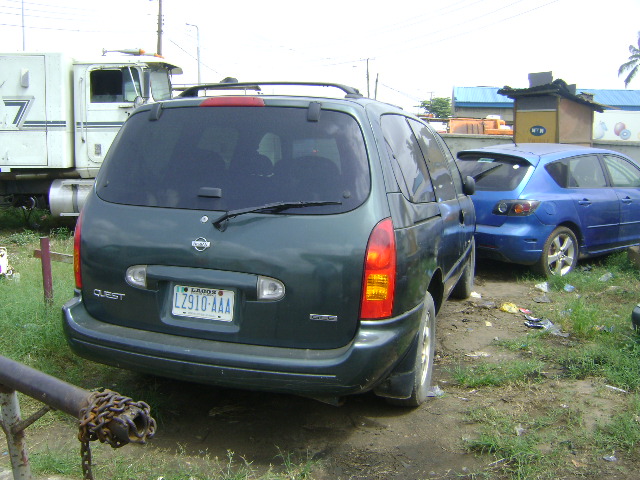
1 260 636 479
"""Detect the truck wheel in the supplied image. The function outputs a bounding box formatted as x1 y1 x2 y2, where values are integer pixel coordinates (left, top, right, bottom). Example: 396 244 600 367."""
451 238 475 299
386 291 436 407
534 226 578 277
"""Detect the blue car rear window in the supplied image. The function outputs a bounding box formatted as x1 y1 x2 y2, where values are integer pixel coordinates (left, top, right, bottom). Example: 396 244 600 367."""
96 106 370 213
457 154 531 191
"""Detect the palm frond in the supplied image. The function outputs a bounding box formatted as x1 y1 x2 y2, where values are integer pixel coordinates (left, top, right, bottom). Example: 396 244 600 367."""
624 65 639 87
619 59 637 75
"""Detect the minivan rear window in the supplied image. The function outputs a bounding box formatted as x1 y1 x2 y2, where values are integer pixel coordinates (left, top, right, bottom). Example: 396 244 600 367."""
457 154 531 191
97 106 370 213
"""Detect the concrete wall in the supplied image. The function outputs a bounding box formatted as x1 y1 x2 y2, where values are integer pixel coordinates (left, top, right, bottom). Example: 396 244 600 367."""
442 134 513 157
452 107 514 123
442 134 640 163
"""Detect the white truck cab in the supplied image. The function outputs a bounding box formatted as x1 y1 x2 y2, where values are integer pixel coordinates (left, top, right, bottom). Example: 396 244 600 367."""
0 51 182 217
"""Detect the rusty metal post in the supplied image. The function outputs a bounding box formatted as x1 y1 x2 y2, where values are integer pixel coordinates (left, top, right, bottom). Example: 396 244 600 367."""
39 237 53 305
0 355 156 480
0 355 155 442
0 385 32 480
0 356 87 417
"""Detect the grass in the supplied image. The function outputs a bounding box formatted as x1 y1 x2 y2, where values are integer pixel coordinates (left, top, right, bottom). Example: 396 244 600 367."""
0 207 319 479
28 445 316 480
3 205 640 479
450 251 640 479
450 360 546 389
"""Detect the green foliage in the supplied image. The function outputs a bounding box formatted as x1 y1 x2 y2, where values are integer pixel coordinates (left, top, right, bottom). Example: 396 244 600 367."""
0 207 321 480
5 230 40 246
29 446 79 476
619 31 640 87
465 408 557 479
458 250 640 479
0 205 61 231
450 360 545 388
593 395 640 451
420 96 451 118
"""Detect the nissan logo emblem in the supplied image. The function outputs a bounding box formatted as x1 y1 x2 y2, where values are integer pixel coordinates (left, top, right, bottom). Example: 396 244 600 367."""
192 237 211 252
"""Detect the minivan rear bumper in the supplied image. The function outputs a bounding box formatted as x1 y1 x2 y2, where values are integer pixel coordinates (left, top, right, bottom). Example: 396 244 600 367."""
62 293 422 397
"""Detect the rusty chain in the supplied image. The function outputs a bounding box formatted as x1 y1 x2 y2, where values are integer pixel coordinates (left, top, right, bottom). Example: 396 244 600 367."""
77 389 156 480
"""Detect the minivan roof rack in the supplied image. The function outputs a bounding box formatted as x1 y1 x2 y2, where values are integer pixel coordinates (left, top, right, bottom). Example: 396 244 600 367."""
177 81 363 99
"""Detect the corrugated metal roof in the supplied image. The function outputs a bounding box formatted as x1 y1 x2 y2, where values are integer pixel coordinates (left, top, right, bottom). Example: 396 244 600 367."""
453 87 512 107
453 86 640 110
577 89 640 110
499 80 605 112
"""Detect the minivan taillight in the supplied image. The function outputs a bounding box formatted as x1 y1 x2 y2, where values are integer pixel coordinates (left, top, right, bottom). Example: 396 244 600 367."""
73 211 83 288
360 218 396 319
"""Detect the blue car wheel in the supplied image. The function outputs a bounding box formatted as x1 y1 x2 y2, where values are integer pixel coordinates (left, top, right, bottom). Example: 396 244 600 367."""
535 226 578 277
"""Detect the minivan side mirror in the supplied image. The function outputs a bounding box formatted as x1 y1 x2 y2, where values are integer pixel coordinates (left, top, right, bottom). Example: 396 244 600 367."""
463 176 475 195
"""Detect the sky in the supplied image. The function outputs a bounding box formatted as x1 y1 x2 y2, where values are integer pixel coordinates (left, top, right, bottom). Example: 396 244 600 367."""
1 0 640 114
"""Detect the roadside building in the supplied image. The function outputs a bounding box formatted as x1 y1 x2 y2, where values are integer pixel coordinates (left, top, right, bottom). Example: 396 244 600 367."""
452 85 640 126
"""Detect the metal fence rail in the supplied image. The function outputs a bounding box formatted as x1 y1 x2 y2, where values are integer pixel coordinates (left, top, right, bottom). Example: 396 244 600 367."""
0 355 156 480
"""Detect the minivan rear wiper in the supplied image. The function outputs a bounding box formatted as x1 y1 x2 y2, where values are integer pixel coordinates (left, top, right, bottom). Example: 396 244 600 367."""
213 200 342 231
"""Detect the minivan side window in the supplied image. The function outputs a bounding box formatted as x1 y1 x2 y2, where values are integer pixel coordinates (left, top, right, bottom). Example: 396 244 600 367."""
408 119 457 202
432 129 465 196
380 115 435 203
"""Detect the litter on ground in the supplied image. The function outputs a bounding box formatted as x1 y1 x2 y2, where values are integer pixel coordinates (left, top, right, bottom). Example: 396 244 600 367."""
523 316 569 337
500 302 519 313
533 294 552 303
535 282 549 293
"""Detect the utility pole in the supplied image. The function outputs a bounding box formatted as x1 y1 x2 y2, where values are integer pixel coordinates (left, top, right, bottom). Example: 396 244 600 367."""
366 58 370 98
374 73 379 100
186 23 201 83
21 0 25 50
156 0 163 56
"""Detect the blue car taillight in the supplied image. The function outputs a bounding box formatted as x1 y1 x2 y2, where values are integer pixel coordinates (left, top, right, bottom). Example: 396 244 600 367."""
492 200 541 216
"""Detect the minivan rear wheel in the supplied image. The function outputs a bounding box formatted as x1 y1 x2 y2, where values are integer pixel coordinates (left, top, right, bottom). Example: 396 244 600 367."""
386 291 436 407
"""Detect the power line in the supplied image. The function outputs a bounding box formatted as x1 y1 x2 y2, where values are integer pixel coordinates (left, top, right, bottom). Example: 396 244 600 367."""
4 0 98 13
168 38 221 77
0 20 150 34
0 0 153 27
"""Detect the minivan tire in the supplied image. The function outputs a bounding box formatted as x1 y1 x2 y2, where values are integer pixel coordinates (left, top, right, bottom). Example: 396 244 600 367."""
386 291 436 407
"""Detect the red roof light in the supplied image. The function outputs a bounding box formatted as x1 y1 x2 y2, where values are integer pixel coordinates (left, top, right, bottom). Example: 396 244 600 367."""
199 97 265 107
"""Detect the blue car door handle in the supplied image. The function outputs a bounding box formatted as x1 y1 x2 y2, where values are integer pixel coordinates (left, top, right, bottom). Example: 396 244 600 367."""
578 199 592 206
621 196 633 204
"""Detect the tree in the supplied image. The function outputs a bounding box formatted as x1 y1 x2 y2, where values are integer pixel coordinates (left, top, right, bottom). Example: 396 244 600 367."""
618 31 640 87
420 97 451 118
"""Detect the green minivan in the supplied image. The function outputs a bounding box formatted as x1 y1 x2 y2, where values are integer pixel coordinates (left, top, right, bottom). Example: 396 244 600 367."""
63 82 476 406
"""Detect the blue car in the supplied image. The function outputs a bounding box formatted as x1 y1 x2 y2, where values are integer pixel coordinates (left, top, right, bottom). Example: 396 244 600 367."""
456 143 640 276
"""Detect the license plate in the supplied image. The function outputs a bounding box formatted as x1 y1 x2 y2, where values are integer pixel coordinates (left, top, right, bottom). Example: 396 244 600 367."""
172 285 235 322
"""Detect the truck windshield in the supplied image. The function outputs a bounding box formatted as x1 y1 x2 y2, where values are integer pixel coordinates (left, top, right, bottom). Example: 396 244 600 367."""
150 70 172 100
